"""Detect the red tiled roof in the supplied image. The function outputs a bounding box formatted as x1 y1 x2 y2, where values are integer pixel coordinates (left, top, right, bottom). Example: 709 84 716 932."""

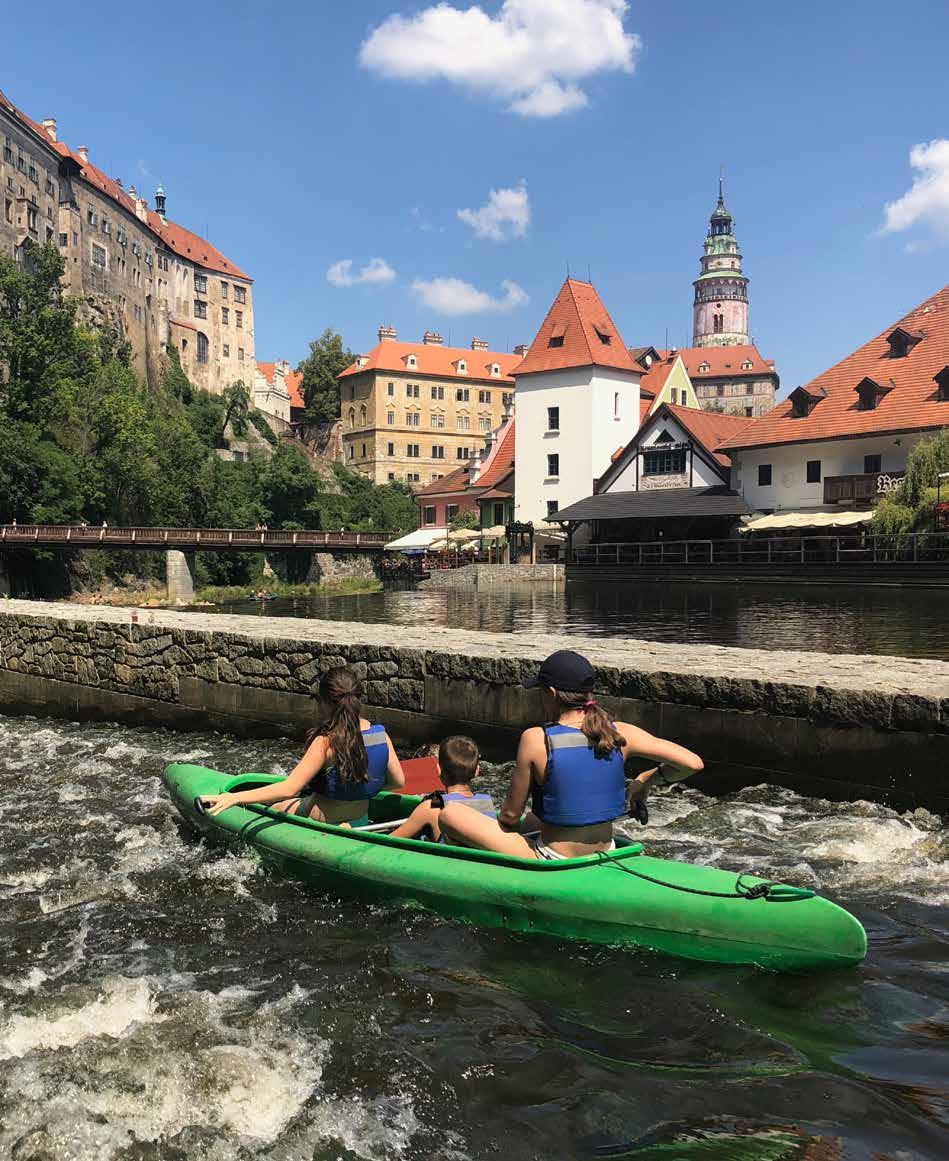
662 403 757 467
639 397 652 424
638 354 677 397
719 284 949 452
472 418 515 489
516 279 639 377
340 341 519 382
0 89 250 281
480 475 514 499
670 345 776 380
415 465 471 497
257 362 305 409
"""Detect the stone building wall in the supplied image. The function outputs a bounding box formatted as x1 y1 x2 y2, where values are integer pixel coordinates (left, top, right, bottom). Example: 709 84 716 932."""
341 368 513 488
694 375 776 418
0 114 61 259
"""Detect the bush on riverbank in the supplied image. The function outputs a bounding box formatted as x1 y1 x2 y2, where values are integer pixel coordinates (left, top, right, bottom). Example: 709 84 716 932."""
195 578 382 604
872 431 949 534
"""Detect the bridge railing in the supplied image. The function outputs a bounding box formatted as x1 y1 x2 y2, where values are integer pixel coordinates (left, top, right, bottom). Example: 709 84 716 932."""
570 531 949 567
0 525 394 549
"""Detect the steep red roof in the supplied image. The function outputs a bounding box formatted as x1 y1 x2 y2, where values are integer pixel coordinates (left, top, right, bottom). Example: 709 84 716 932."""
639 396 652 424
415 466 471 497
673 345 776 380
472 418 515 489
662 404 757 467
340 341 519 382
516 279 639 377
719 284 949 452
638 354 677 397
0 88 250 281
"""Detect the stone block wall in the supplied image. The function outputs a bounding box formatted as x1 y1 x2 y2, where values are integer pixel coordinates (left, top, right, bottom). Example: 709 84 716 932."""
0 601 946 811
419 564 564 590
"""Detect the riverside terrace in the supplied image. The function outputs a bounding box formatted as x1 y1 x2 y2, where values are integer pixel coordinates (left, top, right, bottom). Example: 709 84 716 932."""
0 601 946 812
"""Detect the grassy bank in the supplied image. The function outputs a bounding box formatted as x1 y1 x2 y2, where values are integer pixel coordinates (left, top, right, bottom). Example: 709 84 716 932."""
195 578 382 604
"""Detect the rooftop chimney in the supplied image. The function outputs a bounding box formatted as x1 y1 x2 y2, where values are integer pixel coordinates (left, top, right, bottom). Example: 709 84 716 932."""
470 337 489 351
422 330 443 346
377 323 397 343
40 118 56 141
513 343 529 358
77 145 89 164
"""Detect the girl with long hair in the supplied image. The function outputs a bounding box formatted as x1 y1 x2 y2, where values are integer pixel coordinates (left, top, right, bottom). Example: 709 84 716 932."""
440 650 703 859
203 665 404 824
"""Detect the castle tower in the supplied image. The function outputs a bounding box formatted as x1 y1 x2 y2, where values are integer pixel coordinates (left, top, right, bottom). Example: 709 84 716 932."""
692 177 749 348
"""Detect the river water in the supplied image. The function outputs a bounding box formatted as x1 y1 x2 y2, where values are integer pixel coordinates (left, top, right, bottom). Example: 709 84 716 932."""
210 579 949 660
1 715 946 1160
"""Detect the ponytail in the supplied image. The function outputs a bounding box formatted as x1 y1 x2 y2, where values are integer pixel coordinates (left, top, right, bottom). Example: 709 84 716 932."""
554 689 623 759
306 666 369 783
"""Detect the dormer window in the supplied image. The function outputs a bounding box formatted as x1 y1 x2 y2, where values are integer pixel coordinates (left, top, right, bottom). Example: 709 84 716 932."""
456 359 467 374
934 366 949 401
854 376 893 411
789 384 827 418
548 324 566 349
593 324 612 346
741 359 752 370
406 353 418 369
886 327 923 358
698 362 710 373
490 363 500 376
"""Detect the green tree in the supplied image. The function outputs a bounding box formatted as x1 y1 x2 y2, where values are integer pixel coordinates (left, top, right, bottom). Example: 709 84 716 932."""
258 443 320 527
449 508 479 531
221 381 250 442
0 243 83 426
872 430 949 533
297 328 353 425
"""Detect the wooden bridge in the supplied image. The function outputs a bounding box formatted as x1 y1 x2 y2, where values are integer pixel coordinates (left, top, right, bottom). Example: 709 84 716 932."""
0 524 393 552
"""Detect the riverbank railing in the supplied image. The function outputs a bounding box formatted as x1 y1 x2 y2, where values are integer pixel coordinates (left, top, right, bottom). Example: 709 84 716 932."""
0 525 394 551
571 532 949 567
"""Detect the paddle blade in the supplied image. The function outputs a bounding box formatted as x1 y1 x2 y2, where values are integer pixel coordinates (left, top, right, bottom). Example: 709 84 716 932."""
400 757 441 795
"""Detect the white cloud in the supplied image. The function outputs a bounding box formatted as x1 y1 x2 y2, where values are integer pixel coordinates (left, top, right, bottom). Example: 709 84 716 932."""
326 257 397 288
882 139 949 244
360 0 639 118
411 277 529 315
458 181 531 241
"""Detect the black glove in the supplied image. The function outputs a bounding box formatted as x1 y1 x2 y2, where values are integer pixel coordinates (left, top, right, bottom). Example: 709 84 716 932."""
625 778 649 826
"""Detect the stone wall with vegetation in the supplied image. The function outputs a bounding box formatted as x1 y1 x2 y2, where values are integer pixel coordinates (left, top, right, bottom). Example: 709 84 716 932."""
0 601 946 810
420 564 565 589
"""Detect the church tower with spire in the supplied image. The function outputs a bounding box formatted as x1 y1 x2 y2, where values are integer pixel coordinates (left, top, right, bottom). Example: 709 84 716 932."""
692 178 749 348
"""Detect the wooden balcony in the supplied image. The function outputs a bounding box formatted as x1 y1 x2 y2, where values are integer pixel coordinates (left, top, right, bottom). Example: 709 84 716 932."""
823 472 904 505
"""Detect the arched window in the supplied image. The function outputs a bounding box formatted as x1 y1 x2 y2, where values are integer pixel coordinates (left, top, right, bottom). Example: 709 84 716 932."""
348 406 356 427
360 404 367 426
196 332 209 363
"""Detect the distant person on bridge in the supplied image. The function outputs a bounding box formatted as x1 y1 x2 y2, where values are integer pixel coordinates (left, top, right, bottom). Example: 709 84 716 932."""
202 666 404 825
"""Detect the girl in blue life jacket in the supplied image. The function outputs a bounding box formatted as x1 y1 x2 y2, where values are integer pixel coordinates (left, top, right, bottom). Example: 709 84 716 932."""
439 649 703 860
202 666 404 825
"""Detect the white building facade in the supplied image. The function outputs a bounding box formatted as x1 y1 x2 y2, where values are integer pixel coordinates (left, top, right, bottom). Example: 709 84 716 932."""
513 279 642 525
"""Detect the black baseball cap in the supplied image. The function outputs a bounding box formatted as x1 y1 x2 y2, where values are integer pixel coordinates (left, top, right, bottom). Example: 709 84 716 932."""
523 650 596 692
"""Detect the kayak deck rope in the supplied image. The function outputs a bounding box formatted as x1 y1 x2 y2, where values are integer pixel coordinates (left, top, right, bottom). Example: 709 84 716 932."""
603 855 815 902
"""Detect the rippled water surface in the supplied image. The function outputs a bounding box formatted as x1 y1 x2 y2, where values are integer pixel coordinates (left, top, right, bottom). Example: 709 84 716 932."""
211 579 949 659
1 715 947 1159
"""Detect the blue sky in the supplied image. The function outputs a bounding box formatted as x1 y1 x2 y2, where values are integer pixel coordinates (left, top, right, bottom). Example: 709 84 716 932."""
6 1 949 394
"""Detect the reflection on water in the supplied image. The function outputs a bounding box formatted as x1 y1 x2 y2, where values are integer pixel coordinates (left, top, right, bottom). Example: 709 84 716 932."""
211 579 949 659
1 715 947 1159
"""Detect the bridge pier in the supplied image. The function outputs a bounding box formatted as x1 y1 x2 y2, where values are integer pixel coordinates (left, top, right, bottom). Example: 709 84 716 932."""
166 550 196 604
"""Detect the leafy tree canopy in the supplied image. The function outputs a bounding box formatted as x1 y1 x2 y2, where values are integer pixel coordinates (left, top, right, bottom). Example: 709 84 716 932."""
872 430 949 534
297 328 353 425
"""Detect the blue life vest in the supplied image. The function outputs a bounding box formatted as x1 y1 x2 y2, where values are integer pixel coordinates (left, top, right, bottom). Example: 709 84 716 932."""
440 791 497 818
307 724 390 801
531 724 626 827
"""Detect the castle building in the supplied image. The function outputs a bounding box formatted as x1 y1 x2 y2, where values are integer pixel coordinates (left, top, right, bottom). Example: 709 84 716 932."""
632 182 778 418
337 328 520 488
692 178 748 348
0 88 253 393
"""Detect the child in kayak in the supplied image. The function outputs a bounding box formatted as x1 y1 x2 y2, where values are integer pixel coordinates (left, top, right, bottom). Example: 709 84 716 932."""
390 736 495 843
202 665 404 825
440 649 703 860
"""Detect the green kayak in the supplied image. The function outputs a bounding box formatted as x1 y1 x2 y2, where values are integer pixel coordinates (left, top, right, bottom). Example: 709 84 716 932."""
163 764 867 973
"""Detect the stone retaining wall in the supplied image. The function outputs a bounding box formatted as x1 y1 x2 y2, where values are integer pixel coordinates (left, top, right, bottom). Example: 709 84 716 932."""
0 601 946 810
420 563 564 590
